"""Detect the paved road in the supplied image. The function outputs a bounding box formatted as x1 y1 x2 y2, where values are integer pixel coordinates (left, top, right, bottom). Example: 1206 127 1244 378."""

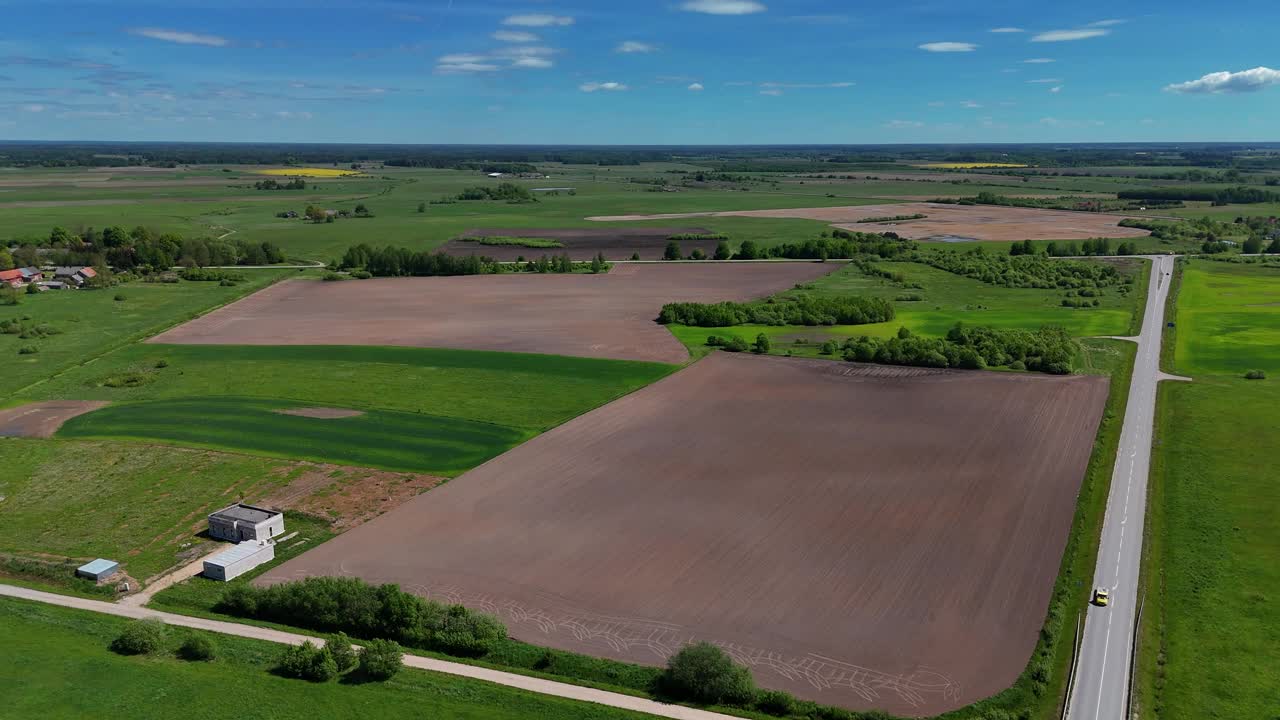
1067 255 1181 720
0 584 733 720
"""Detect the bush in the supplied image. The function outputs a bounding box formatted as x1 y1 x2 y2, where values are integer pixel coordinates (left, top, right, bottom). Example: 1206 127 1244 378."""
179 634 217 661
350 270 372 279
321 272 345 281
754 689 796 716
660 642 756 706
113 293 126 301
111 618 167 655
751 333 771 354
1245 369 1267 380
663 240 681 261
359 638 404 681
327 632 358 672
18 345 38 355
278 641 339 682
154 359 169 369
216 577 506 659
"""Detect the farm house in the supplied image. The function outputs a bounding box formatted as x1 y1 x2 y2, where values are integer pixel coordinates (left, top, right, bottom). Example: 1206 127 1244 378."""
207 503 284 542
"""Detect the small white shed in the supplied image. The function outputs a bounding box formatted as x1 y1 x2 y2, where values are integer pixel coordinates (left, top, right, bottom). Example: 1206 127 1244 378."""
203 541 275 582
76 558 119 582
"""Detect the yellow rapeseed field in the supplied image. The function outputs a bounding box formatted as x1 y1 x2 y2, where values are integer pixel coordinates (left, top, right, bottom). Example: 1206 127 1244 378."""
256 167 362 177
922 162 1030 169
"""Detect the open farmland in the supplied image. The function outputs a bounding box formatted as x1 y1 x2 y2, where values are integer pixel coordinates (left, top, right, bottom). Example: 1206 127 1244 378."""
440 226 717 261
588 202 1151 242
260 352 1109 716
148 263 837 363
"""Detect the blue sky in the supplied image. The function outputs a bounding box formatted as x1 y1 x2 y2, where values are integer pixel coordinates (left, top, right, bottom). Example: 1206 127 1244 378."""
2 0 1278 144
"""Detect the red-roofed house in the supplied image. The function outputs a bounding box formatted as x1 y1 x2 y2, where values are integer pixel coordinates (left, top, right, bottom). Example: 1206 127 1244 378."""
0 269 23 288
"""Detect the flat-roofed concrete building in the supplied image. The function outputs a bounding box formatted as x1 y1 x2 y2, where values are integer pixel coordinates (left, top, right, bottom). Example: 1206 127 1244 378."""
207 503 284 543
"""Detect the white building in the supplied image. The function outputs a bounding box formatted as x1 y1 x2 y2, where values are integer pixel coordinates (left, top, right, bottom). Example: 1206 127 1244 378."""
203 541 275 582
207 503 284 543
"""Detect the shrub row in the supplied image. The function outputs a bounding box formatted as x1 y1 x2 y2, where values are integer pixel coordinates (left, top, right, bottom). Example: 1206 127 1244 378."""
822 324 1077 374
659 295 894 328
911 248 1129 290
217 577 506 658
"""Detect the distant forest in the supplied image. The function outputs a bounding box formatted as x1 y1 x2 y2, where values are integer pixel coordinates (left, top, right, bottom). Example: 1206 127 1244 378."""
3 141 1280 170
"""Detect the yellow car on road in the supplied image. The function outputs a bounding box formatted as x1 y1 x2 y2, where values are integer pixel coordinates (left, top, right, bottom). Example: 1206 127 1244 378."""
1093 587 1110 606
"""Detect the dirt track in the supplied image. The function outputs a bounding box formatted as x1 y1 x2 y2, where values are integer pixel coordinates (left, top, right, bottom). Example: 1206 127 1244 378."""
588 202 1151 242
0 401 110 438
441 227 717 261
259 353 1109 715
147 264 836 363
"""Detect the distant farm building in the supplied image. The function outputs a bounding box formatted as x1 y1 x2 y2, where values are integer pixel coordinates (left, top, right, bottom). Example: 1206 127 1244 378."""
0 269 21 288
17 267 43 284
203 541 275 581
51 266 97 287
207 503 284 542
76 558 119 582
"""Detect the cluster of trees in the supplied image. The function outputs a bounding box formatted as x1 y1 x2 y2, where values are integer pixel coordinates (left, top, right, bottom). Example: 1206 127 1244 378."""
855 213 927 223
301 203 373 223
825 324 1076 374
658 295 895 327
913 248 1129 290
445 182 536 203
277 634 402 683
1009 238 1138 257
338 243 608 276
666 233 729 242
706 333 771 354
1118 185 1280 205
1120 217 1280 254
253 177 306 190
218 577 506 658
10 225 284 270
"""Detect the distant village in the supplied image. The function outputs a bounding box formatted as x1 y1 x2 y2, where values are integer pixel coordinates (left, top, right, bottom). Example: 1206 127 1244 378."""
0 265 98 291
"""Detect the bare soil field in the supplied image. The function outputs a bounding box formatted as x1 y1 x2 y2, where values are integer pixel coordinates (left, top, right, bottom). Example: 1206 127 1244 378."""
0 401 110 438
589 202 1151 242
273 407 366 419
441 227 717 261
259 353 1109 716
147 263 835 363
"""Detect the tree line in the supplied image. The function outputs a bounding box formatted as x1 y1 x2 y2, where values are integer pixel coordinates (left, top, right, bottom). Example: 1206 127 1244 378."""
7 225 284 271
1118 185 1280 205
338 243 609 276
821 324 1077 374
658 295 895 327
911 248 1130 290
253 177 307 190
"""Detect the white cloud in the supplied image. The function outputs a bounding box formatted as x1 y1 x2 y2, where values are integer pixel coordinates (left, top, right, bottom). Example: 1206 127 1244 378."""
919 42 977 52
688 82 704 91
513 57 553 69
128 27 229 47
494 46 557 58
274 111 312 120
961 100 982 108
580 81 628 92
21 103 46 112
1023 58 1055 64
1032 29 1109 42
1028 78 1062 83
1089 19 1126 27
759 88 783 96
759 81 854 89
502 14 573 27
989 27 1024 33
492 30 538 42
438 53 489 64
617 41 657 54
679 0 767 15
884 119 924 128
1164 66 1280 94
1050 86 1062 93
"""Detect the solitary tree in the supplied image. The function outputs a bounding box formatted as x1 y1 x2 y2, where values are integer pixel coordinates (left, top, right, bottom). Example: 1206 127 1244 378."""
751 333 771 355
417 202 427 213
713 240 732 260
660 642 756 705
359 639 404 681
664 240 681 261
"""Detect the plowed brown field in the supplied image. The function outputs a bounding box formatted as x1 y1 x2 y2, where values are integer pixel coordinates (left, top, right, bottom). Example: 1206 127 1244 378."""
259 353 1109 715
588 202 1151 242
147 263 837 363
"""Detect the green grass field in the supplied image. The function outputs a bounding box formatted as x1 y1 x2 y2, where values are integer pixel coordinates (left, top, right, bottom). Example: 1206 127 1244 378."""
0 597 658 720
58 397 529 476
23 344 674 430
0 439 334 580
1138 260 1280 719
665 258 1147 361
0 271 288 398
